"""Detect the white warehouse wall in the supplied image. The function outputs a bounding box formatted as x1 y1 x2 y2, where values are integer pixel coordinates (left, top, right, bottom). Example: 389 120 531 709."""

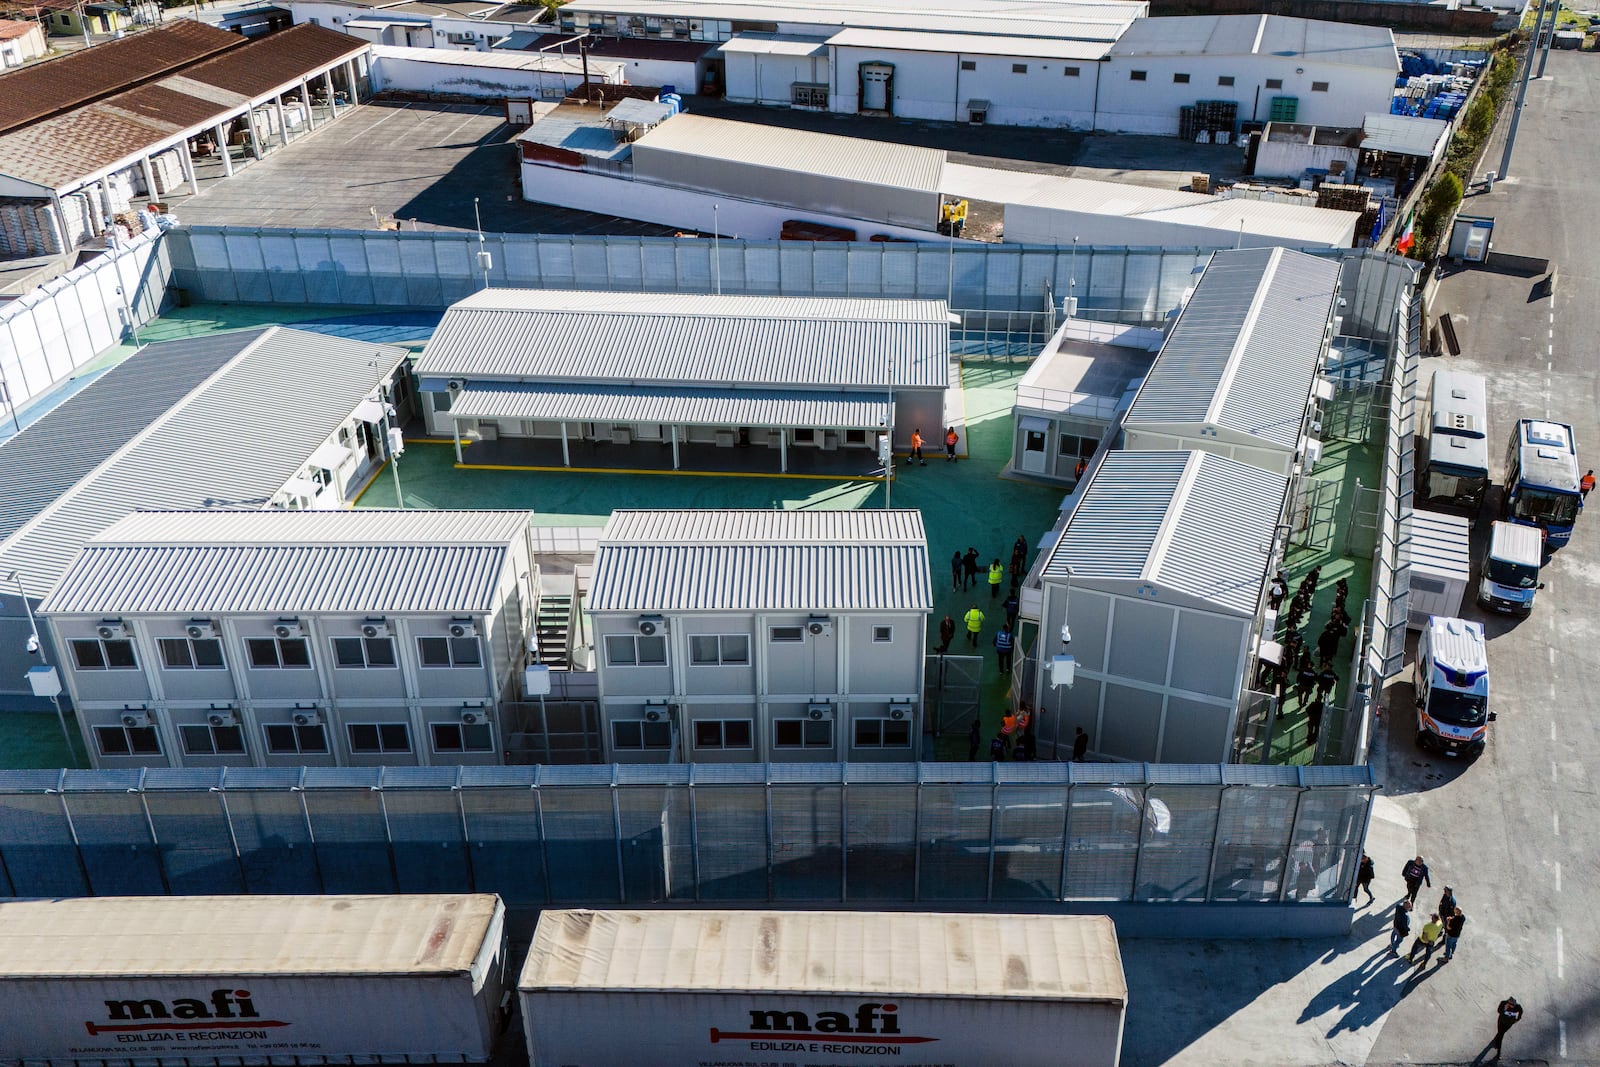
827 47 1100 128
724 52 831 106
372 48 624 97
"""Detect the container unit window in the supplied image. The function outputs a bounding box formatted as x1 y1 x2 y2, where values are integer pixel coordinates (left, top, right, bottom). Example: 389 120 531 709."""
1064 66 1080 76
1266 78 1283 89
95 723 161 756
1311 81 1329 92
612 719 673 750
264 722 330 754
960 59 976 71
160 637 225 670
347 722 411 754
1012 63 1027 74
694 719 753 750
1130 70 1147 81
1218 75 1235 86
417 635 483 668
769 625 804 643
180 722 246 755
1173 72 1190 83
333 636 398 669
71 638 137 671
872 626 894 644
773 719 833 749
690 634 750 666
247 637 311 669
1059 432 1097 459
431 721 494 752
853 718 912 748
604 634 667 666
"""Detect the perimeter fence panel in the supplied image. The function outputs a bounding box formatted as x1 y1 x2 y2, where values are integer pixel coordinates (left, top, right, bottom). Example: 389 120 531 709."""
60 772 166 896
143 775 243 894
0 773 88 897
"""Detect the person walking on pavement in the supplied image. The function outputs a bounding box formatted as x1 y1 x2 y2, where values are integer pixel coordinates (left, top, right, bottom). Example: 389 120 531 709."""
962 548 980 590
909 428 926 466
937 614 956 655
994 622 1015 673
1356 853 1376 904
989 734 1006 761
950 551 963 593
1306 698 1325 746
963 605 985 648
1491 996 1522 1057
1442 906 1466 961
1012 534 1029 572
1268 570 1288 611
1316 663 1338 701
1389 900 1412 954
987 559 1004 599
1295 655 1318 705
1437 885 1455 919
1407 912 1443 966
968 719 982 761
1583 469 1596 499
1003 592 1020 628
944 426 959 462
1402 855 1431 904
1072 726 1089 762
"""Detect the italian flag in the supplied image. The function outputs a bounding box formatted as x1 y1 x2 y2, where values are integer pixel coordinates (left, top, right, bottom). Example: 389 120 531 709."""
1396 212 1416 254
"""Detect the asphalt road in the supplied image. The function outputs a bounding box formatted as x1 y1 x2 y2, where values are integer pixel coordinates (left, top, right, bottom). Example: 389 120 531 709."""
1367 46 1600 1065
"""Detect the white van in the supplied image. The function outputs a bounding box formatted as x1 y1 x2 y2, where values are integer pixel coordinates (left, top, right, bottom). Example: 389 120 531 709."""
1478 520 1544 616
1414 616 1494 759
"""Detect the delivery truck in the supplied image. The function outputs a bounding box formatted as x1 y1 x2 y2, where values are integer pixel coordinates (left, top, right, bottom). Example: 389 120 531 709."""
520 909 1127 1067
1477 519 1544 616
0 894 508 1067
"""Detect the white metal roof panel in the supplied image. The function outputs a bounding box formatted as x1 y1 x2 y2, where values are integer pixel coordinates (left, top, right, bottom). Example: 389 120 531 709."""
0 895 501 978
1407 509 1471 582
589 509 931 613
521 910 1126 1002
0 327 409 598
416 289 951 389
1110 13 1398 71
718 32 829 56
1042 450 1286 616
561 0 1142 38
1122 247 1339 450
827 27 1110 60
451 382 890 428
1361 112 1450 158
631 113 946 195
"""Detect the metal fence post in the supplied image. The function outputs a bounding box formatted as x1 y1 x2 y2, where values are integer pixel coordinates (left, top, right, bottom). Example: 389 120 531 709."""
611 764 627 902
687 763 701 903
532 766 553 904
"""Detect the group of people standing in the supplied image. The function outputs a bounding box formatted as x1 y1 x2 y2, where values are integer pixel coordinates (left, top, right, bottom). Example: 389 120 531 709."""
939 535 1031 672
1258 566 1352 750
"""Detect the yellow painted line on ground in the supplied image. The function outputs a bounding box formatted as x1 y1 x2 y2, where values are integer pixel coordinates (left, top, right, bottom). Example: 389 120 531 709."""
455 461 886 482
349 461 391 506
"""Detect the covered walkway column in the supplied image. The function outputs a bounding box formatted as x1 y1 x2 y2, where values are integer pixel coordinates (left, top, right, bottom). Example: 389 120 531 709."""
559 421 570 466
273 96 288 148
139 156 157 203
213 123 234 176
47 190 71 253
671 426 681 469
95 179 114 225
179 145 198 196
323 70 337 116
345 59 360 104
780 430 788 473
452 418 463 463
301 80 317 130
246 108 263 161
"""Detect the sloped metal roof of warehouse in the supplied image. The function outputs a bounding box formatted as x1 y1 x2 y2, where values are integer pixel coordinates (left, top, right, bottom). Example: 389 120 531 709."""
0 328 409 599
1361 112 1451 158
589 509 932 613
560 0 1143 38
41 509 534 616
0 331 266 544
1110 13 1398 70
827 27 1112 60
450 382 890 428
176 23 370 99
416 289 952 388
1042 450 1287 616
1122 246 1340 450
0 20 242 134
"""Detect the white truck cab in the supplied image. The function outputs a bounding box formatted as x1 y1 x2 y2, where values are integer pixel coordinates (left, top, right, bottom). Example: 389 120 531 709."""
1478 519 1544 616
1414 616 1494 759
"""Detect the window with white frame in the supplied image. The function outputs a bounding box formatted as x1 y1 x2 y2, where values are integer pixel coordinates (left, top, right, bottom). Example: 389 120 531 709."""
871 626 893 644
94 723 161 756
431 720 494 752
180 722 246 755
333 636 398 669
612 719 673 750
71 637 138 671
773 718 833 749
417 635 482 668
159 637 225 670
693 719 753 750
246 636 311 669
690 634 750 666
264 721 329 754
347 722 411 754
853 718 913 748
604 633 667 666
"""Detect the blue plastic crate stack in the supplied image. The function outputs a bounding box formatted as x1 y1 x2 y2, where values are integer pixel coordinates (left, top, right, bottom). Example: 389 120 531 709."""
1391 52 1485 118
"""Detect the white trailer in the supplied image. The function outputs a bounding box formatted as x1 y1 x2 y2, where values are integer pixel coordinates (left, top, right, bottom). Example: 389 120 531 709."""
0 894 508 1067
520 909 1127 1067
1406 509 1471 629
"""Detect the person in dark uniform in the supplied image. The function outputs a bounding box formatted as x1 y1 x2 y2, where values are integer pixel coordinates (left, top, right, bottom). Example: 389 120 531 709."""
937 614 956 655
1491 996 1522 1057
968 719 982 761
1071 726 1089 762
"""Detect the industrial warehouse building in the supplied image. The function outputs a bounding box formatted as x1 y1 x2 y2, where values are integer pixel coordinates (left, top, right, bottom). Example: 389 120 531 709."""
1120 246 1341 477
1031 450 1288 764
41 509 537 770
0 328 410 703
0 22 370 258
416 289 952 474
586 509 932 764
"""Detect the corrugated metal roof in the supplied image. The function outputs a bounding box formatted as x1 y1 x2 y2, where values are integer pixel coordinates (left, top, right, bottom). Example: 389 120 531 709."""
1122 247 1339 450
1361 112 1450 158
589 509 931 613
451 382 890 428
41 509 532 616
0 331 265 544
522 910 1126 1002
1110 14 1398 71
0 20 242 135
718 32 830 57
1407 509 1471 582
0 328 410 599
560 0 1140 40
416 289 950 389
181 24 370 100
633 113 946 195
828 27 1110 60
0 895 500 977
1042 450 1286 616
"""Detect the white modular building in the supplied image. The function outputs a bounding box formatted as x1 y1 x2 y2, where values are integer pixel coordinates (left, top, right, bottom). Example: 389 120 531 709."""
40 508 538 770
587 509 932 764
1120 246 1341 476
1033 450 1288 764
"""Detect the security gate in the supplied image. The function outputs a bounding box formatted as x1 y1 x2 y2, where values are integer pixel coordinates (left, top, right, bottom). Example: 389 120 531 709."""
924 654 983 736
1291 476 1341 551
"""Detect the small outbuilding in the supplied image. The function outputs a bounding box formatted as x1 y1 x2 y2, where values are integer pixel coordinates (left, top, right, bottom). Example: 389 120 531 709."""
0 18 48 67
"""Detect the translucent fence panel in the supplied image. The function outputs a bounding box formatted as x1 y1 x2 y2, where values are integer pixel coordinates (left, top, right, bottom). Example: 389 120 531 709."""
842 780 918 902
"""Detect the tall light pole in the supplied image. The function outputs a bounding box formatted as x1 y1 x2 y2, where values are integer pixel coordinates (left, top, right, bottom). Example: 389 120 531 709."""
115 285 140 347
473 197 491 290
5 570 80 764
1499 0 1547 181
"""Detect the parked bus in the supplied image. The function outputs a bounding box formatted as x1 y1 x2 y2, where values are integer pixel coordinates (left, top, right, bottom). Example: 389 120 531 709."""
1418 369 1490 512
1502 418 1583 550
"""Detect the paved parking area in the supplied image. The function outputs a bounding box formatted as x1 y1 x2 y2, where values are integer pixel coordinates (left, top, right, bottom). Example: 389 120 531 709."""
178 99 678 236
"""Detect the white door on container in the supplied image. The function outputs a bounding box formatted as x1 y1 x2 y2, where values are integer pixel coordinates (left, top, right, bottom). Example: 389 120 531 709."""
860 63 892 112
1021 429 1047 474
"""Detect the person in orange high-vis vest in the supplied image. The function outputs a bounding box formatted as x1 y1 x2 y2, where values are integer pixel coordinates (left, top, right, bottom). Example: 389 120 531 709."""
909 428 926 466
944 426 959 462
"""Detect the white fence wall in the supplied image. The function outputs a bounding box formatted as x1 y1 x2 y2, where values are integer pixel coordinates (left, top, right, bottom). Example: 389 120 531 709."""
0 233 170 418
